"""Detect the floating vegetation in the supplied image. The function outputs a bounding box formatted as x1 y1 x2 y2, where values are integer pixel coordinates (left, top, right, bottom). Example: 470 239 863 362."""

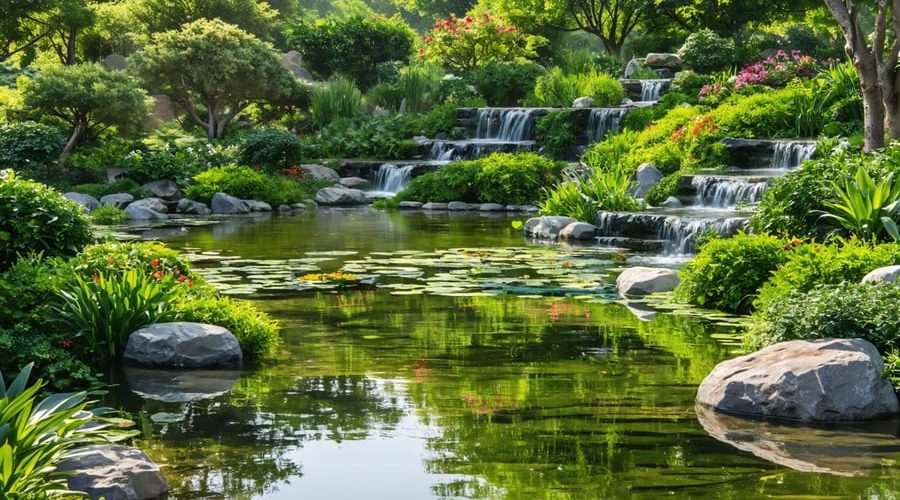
300 272 359 285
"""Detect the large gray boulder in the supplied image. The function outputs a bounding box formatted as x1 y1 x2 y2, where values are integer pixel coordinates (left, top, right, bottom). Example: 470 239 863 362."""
524 216 578 240
339 177 370 189
697 338 900 421
421 202 448 210
479 203 505 212
128 198 168 213
301 164 340 183
314 186 369 205
176 198 211 216
634 163 664 197
64 192 100 213
100 193 134 209
124 205 167 221
624 58 643 79
399 201 423 209
646 53 683 70
142 179 182 201
448 201 470 211
125 367 240 403
56 445 168 500
124 322 242 368
861 265 900 283
211 192 250 214
243 199 272 212
559 222 598 241
616 266 679 297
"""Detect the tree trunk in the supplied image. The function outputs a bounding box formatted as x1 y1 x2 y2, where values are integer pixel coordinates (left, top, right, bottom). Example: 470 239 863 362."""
58 120 85 170
861 82 886 151
882 68 900 139
65 26 77 65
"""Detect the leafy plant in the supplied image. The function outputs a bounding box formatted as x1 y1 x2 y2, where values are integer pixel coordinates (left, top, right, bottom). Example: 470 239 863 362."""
239 128 305 171
310 115 421 159
418 103 459 138
468 61 544 106
400 161 482 202
536 111 577 160
172 294 280 359
531 68 624 107
184 165 315 206
540 166 642 222
818 165 900 241
475 153 565 205
678 29 736 73
419 14 546 72
0 170 93 270
310 77 367 128
89 205 128 225
0 121 65 176
675 233 789 313
0 363 125 498
70 179 152 200
53 268 181 360
398 65 443 114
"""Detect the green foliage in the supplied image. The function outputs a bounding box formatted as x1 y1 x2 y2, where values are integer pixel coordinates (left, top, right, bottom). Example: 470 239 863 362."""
531 68 624 107
0 363 118 498
125 142 239 184
678 29 736 73
67 241 194 282
418 102 460 138
397 65 443 113
310 77 367 128
748 282 900 352
644 171 683 206
469 61 544 106
400 161 482 203
184 165 313 206
172 294 281 358
540 166 643 222
818 165 900 241
89 205 128 225
129 0 281 40
535 111 576 160
0 170 92 269
419 14 546 72
671 70 709 102
474 153 565 205
131 19 296 139
53 268 181 360
239 128 305 171
310 115 421 158
67 139 142 183
710 86 816 138
754 239 900 311
0 121 64 174
539 180 598 223
284 16 415 90
70 179 152 200
675 233 788 313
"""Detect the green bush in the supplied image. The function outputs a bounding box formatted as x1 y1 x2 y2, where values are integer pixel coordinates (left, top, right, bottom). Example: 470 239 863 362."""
818 165 900 241
0 121 65 175
284 16 415 90
239 128 305 170
418 102 459 138
469 61 544 106
675 233 788 313
67 139 140 183
172 294 281 358
311 115 421 159
536 111 577 160
397 65 442 113
70 179 152 200
475 153 565 205
531 69 624 107
66 241 195 282
400 161 482 202
89 205 128 224
671 70 710 101
754 239 900 311
678 29 736 73
0 170 93 269
747 282 900 352
644 172 683 205
310 77 367 128
541 166 643 221
184 165 311 206
124 142 240 184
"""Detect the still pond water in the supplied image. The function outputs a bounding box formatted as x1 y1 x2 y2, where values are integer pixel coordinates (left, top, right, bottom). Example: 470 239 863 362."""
105 209 900 499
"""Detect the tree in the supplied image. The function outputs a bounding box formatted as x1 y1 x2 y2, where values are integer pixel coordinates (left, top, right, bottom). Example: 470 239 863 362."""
128 0 280 40
21 63 148 168
0 0 93 65
419 14 546 72
824 0 900 151
564 0 655 56
131 19 297 140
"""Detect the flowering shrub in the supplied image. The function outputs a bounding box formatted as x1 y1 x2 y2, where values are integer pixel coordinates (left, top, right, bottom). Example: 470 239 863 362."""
125 141 239 184
419 14 545 72
735 50 819 89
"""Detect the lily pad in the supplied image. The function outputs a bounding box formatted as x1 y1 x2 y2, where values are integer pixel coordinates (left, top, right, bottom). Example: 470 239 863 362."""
150 412 185 424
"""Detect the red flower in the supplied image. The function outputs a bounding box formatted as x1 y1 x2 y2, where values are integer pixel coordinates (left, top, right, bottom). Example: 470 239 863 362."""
91 272 100 283
62 339 74 349
151 258 160 268
178 275 188 283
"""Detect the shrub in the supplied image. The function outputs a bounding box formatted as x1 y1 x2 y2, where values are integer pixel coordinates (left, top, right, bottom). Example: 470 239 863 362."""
398 65 443 113
736 50 819 90
89 205 128 224
747 282 900 352
184 165 310 206
0 170 92 269
678 29 736 73
818 165 900 241
469 61 544 106
0 121 65 175
67 139 142 183
400 161 482 202
310 77 367 128
419 14 545 72
53 268 182 360
310 115 422 159
541 167 643 221
172 294 280 358
71 179 152 200
418 102 460 138
66 241 195 283
644 172 683 206
124 142 240 184
475 153 565 205
0 363 123 498
675 233 788 313
754 239 900 311
671 70 710 102
536 111 577 160
239 128 305 170
531 68 624 107
284 16 415 90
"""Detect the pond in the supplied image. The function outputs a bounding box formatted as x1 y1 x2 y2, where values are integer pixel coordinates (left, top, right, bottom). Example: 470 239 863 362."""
103 209 900 499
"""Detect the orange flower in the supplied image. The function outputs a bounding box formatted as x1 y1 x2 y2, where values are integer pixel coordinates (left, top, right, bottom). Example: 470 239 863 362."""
151 258 160 268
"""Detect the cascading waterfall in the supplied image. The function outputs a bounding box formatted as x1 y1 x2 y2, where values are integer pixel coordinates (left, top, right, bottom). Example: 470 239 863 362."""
691 176 768 208
429 142 456 161
475 108 538 141
658 217 748 255
640 79 671 102
772 141 816 168
587 108 630 141
373 164 416 194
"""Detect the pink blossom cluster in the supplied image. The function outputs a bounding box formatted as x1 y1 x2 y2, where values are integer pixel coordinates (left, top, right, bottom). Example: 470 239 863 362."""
735 50 819 89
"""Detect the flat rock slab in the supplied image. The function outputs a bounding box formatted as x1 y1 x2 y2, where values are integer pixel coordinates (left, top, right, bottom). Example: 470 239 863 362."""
862 265 900 283
339 177 370 189
301 164 340 182
559 222 598 240
64 192 100 213
697 338 900 421
398 201 423 209
315 186 369 205
524 216 577 239
128 198 168 213
124 322 242 368
125 206 168 221
100 193 134 209
616 266 679 297
176 198 211 215
57 445 169 500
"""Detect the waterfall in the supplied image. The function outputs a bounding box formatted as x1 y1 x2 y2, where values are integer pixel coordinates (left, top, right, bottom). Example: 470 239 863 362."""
658 216 748 255
372 164 415 195
640 79 671 102
691 176 768 208
475 108 538 141
587 109 630 142
772 141 816 168
429 142 456 161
